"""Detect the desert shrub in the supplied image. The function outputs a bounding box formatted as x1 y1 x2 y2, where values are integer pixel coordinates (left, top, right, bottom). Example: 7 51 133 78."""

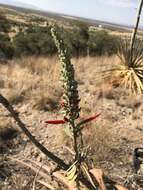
13 25 57 57
12 23 118 58
68 21 89 57
67 25 118 57
0 33 14 60
0 15 11 33
68 30 88 57
29 16 46 23
88 30 119 56
71 20 89 41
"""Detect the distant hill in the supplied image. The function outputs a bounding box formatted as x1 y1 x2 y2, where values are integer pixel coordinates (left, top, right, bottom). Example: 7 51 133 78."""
0 2 133 33
0 0 37 10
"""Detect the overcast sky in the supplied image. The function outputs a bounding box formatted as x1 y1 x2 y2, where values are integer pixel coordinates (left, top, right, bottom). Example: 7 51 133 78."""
0 0 143 26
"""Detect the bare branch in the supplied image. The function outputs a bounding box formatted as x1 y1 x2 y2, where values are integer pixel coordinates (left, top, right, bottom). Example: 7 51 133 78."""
0 94 68 170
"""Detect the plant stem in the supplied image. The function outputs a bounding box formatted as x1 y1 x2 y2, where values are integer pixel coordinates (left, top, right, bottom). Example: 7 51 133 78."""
72 122 79 161
130 0 143 53
0 94 68 170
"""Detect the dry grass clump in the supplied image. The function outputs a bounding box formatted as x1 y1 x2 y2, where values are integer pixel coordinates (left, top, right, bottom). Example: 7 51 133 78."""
83 121 117 163
0 55 118 112
73 56 117 85
71 56 119 115
0 56 62 110
0 175 31 190
45 121 116 164
17 56 59 76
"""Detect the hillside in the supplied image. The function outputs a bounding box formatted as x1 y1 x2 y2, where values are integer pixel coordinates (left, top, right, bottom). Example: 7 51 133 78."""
0 3 143 190
1 3 143 43
0 3 134 32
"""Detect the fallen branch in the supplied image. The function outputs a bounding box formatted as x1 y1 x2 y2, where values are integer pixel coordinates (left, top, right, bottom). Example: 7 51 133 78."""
90 169 106 190
37 180 54 190
114 184 128 190
11 157 128 190
0 94 68 170
90 168 128 190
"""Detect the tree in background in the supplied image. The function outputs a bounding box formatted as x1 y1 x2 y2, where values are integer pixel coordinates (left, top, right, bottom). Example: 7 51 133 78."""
13 25 57 57
69 21 89 57
88 30 118 56
0 15 11 33
0 33 14 60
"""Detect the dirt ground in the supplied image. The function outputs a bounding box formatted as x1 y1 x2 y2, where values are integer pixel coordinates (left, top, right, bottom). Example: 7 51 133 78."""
0 56 143 189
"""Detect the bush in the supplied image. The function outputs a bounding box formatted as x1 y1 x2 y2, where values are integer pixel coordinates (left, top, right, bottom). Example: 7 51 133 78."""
0 15 11 33
88 30 119 56
68 21 89 57
11 24 118 58
29 16 46 24
13 26 57 57
0 34 14 60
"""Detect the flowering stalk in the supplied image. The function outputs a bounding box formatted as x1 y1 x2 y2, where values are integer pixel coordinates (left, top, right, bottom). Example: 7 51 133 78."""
50 25 100 188
51 26 81 162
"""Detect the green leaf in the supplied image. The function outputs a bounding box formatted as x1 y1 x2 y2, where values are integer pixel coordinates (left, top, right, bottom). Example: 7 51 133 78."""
64 125 73 138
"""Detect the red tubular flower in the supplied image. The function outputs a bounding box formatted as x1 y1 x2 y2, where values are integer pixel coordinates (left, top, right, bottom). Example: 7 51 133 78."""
84 113 101 122
45 120 67 124
78 113 101 126
44 116 69 126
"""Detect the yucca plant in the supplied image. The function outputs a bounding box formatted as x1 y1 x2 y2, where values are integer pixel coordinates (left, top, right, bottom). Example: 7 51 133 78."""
109 0 143 94
115 38 143 94
99 1 143 94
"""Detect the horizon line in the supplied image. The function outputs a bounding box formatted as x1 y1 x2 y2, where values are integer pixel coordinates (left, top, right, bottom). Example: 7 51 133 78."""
0 2 139 29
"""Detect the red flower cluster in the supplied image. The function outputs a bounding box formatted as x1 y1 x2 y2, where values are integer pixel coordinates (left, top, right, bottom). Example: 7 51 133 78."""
44 113 101 127
80 113 101 124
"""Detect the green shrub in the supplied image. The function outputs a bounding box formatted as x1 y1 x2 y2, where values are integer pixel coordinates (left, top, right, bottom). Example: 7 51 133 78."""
0 34 14 59
29 16 46 23
13 26 57 57
69 21 89 57
12 23 118 58
0 15 11 33
88 30 119 56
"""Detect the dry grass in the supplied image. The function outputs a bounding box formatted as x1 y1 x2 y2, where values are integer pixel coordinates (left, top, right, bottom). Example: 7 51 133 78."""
0 55 117 111
0 55 126 158
83 121 117 163
0 55 137 189
0 175 31 190
0 56 62 110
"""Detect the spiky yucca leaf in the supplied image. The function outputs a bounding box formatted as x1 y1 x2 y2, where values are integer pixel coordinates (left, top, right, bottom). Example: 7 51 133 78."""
116 38 143 94
66 161 78 183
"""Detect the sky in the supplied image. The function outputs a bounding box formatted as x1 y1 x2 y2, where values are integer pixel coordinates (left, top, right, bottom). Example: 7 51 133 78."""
0 0 143 26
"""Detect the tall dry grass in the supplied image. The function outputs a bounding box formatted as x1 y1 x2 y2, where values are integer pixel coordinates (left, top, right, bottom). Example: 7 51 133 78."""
0 55 125 116
0 55 120 111
0 56 62 110
0 55 127 173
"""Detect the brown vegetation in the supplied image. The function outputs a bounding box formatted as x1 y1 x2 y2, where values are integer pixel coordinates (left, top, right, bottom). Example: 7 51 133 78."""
0 56 143 189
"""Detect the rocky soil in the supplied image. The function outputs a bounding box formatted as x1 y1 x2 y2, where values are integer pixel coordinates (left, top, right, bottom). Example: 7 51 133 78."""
0 85 143 189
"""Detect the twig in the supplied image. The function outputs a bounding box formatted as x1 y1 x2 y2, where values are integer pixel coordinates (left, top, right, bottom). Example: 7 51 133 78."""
37 180 54 190
0 94 68 170
32 162 45 190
